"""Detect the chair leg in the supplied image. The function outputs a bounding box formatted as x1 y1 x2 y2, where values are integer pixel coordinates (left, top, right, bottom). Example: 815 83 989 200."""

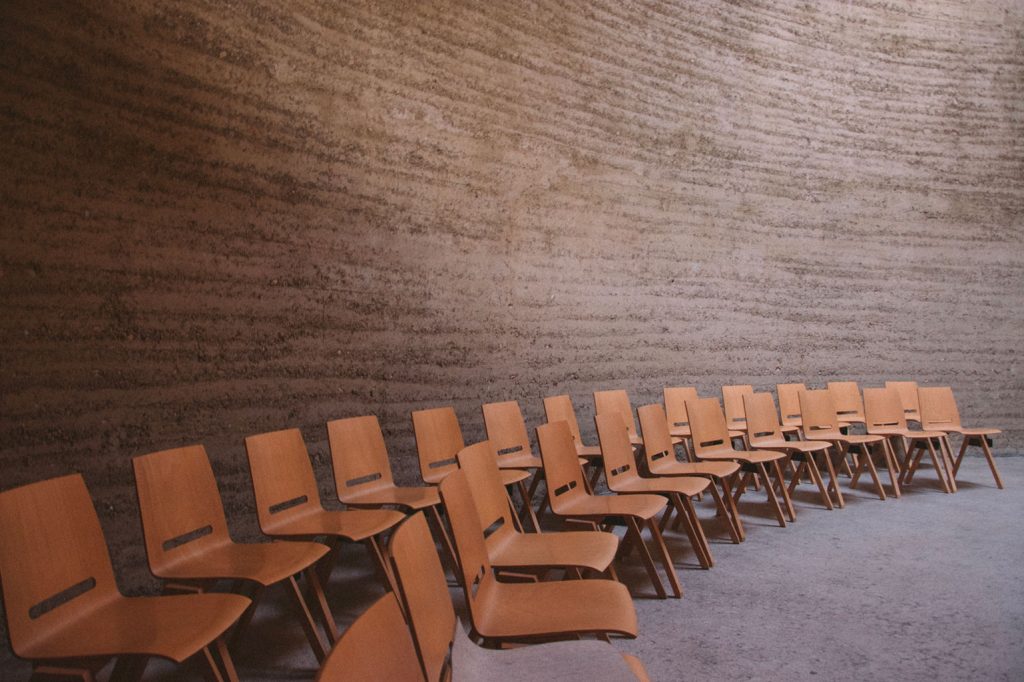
515 480 542 532
109 656 148 682
861 444 886 500
626 517 667 599
978 436 1005 489
366 535 400 594
228 583 264 647
937 436 958 493
923 439 952 493
806 453 833 510
205 637 239 682
757 463 786 527
720 474 745 541
673 493 713 569
953 437 969 477
304 566 339 643
905 445 926 485
772 459 796 521
881 440 901 498
822 448 845 508
646 518 683 598
708 480 742 544
787 460 807 496
428 505 460 576
284 575 329 663
733 471 753 505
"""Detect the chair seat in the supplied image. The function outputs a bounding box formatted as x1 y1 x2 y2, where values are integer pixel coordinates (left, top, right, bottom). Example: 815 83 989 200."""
668 426 691 438
750 439 830 454
649 459 740 478
869 427 947 440
577 444 603 459
696 448 786 464
22 593 250 663
154 540 329 586
488 529 619 573
611 476 710 498
944 426 1001 436
497 453 544 470
263 507 404 542
554 493 666 522
473 578 638 640
451 619 641 681
343 484 440 511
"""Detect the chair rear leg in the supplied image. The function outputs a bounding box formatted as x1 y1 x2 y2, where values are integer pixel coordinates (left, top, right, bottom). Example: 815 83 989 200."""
772 459 796 521
646 518 683 598
304 566 339 643
978 436 1005 489
787 460 807 497
673 493 713 568
757 463 786 527
822 448 845 508
366 535 400 594
284 575 329 663
881 440 901 498
923 439 952 493
937 436 958 492
806 453 833 510
627 517 667 599
861 444 886 500
708 480 741 543
720 475 746 541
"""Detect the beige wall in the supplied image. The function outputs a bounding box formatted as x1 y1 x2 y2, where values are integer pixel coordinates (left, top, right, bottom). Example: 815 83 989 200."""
1 0 1022 604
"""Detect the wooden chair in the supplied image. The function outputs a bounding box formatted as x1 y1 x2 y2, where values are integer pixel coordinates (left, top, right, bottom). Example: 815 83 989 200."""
538 420 680 599
885 380 922 423
863 387 951 497
456 441 619 577
742 393 841 509
799 390 900 499
725 385 800 439
439 469 639 641
776 383 808 430
133 445 336 663
544 394 605 489
663 386 699 458
636 403 744 542
827 381 867 427
594 389 646 446
594 412 714 570
411 406 534 523
327 415 456 570
315 592 424 682
0 474 249 681
244 428 406 593
919 386 1004 489
686 398 793 526
388 513 648 682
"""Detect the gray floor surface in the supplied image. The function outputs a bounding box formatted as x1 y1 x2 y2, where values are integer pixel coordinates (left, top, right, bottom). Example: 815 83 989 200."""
3 456 1023 681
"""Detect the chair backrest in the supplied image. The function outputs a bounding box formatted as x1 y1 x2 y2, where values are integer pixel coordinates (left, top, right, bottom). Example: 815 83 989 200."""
776 383 807 426
743 393 784 444
244 428 322 533
886 381 921 421
327 415 396 503
595 412 641 487
594 389 638 438
411 407 465 484
389 513 456 682
918 386 963 431
317 592 425 682
722 385 754 430
663 386 698 430
543 395 586 446
537 421 589 512
0 474 119 658
456 442 516 542
687 398 734 456
481 400 533 460
438 470 495 630
798 389 841 436
133 445 232 578
863 387 908 431
637 403 676 474
827 381 865 422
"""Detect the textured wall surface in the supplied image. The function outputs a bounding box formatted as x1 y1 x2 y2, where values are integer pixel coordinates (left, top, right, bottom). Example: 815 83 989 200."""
2 0 1023 625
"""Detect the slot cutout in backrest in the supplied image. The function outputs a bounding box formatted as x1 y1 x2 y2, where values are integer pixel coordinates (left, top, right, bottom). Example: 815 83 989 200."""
878 421 899 427
673 421 689 427
269 495 308 514
610 464 631 476
428 457 457 469
700 439 724 448
753 431 773 439
29 577 96 620
837 410 856 416
553 480 577 496
651 450 669 461
496 445 523 456
162 525 213 551
346 472 382 487
482 518 505 539
470 565 484 598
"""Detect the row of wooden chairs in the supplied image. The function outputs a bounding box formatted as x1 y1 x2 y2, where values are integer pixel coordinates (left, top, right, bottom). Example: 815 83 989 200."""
0 380 1000 680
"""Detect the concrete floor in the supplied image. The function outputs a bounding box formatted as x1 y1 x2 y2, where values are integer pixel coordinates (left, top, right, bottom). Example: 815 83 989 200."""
4 456 1023 681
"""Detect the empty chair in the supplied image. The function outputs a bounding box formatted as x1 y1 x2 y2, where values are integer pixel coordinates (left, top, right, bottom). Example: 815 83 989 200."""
482 400 552 531
636 403 744 543
886 380 922 423
133 445 336 663
799 390 901 499
327 415 455 569
456 441 619 577
664 386 699 446
544 394 605 489
919 387 1004 489
323 512 648 682
743 393 841 509
595 412 714 571
0 474 249 681
538 420 680 599
827 381 867 426
776 382 808 430
440 468 639 641
687 397 794 526
594 389 646 446
864 387 951 497
245 428 406 592
722 384 754 434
